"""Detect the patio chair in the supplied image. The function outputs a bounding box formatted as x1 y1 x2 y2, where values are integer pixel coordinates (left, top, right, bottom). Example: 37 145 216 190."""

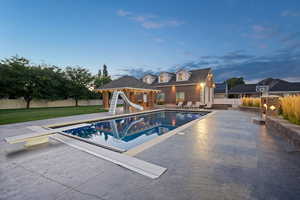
184 101 192 109
177 102 183 109
192 101 201 109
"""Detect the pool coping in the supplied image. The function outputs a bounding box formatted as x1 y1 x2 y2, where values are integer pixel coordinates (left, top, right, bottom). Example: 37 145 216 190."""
44 108 214 155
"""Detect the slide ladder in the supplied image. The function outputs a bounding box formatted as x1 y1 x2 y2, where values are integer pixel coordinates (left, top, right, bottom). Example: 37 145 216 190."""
109 91 144 115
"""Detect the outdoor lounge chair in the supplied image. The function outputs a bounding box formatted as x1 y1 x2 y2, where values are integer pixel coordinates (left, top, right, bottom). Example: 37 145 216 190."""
177 102 183 109
184 101 192 109
192 101 201 109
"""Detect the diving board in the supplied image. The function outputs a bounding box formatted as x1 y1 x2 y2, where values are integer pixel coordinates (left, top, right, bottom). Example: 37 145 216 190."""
50 134 167 179
4 123 90 146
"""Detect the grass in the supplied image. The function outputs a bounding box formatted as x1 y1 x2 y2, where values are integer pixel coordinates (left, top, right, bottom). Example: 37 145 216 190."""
0 105 107 125
242 97 261 107
280 96 300 125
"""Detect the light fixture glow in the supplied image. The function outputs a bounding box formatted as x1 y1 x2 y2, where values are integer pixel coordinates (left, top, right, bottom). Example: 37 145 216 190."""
270 105 276 111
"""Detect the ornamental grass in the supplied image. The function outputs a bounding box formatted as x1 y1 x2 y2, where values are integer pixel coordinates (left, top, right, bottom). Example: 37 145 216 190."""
280 96 300 125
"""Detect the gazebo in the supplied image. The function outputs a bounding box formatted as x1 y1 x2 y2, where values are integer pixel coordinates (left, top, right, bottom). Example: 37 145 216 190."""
94 76 161 111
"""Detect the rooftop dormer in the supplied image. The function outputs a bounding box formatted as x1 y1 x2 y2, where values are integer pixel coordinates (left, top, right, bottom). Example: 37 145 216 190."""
159 72 173 83
142 74 156 84
176 69 191 81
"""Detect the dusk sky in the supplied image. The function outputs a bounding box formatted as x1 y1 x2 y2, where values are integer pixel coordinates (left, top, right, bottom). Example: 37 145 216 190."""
1 0 300 82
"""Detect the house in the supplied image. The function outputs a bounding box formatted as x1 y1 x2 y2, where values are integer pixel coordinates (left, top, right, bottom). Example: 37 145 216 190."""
142 68 215 106
214 83 228 98
229 78 300 97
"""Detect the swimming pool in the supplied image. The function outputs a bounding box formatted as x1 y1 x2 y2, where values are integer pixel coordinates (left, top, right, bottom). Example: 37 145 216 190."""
63 111 208 152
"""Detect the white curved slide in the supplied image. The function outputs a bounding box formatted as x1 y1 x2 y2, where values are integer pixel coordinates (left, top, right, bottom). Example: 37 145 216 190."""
109 91 144 115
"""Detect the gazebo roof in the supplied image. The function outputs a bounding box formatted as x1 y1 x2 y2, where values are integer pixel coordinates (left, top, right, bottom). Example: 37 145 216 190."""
95 76 160 92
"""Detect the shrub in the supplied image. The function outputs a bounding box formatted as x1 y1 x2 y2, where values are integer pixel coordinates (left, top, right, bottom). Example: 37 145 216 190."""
280 96 300 125
242 97 261 107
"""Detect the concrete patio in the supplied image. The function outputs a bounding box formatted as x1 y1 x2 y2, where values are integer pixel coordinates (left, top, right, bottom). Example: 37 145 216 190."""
1 110 300 200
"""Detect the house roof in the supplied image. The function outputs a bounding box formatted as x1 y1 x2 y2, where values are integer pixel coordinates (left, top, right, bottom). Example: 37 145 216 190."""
214 83 227 93
269 82 300 92
229 84 257 94
151 68 211 86
96 76 159 91
228 78 300 94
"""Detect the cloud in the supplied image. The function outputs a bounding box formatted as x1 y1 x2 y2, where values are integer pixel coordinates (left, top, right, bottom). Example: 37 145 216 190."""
242 25 280 39
281 32 300 43
116 9 184 29
258 44 268 49
153 38 164 43
281 10 300 17
120 46 300 82
116 9 131 17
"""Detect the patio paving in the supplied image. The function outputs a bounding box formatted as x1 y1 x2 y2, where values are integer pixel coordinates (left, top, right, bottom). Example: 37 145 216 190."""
1 110 300 200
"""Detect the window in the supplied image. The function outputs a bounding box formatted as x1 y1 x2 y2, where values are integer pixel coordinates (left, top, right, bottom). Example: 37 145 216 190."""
176 92 185 102
159 74 165 83
157 93 165 102
176 70 190 81
177 72 184 81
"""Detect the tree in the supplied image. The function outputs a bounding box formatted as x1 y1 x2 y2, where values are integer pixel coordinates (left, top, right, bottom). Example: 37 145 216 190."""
224 77 245 90
94 75 111 88
65 67 93 106
103 64 108 77
97 68 102 78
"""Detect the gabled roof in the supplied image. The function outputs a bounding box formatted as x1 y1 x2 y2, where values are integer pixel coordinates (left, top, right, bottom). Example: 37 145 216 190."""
228 78 300 94
96 76 159 91
152 68 211 86
270 82 300 92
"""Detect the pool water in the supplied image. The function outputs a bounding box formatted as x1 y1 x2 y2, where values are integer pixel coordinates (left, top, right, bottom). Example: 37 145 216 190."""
63 111 208 151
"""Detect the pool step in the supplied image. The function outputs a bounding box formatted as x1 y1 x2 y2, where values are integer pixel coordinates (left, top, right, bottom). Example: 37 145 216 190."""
50 134 167 179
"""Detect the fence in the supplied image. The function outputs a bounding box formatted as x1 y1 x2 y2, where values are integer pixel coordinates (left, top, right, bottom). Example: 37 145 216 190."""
213 98 242 107
0 99 103 109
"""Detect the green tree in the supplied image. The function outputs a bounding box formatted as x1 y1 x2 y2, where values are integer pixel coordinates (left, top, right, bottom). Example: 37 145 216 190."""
97 68 102 78
224 77 245 90
103 64 108 77
94 76 111 88
65 67 93 106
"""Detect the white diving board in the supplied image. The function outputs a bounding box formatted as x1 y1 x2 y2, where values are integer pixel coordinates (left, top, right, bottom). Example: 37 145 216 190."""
4 123 90 145
50 134 167 179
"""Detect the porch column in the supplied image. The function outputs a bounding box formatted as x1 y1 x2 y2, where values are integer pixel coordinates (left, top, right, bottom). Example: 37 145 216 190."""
148 91 154 108
103 91 109 109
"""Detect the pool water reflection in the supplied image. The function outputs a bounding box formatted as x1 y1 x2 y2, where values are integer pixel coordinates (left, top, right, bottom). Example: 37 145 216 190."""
63 111 208 151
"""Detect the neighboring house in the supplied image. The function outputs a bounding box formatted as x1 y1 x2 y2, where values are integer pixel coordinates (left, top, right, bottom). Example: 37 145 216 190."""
214 83 228 98
142 68 215 105
229 78 300 97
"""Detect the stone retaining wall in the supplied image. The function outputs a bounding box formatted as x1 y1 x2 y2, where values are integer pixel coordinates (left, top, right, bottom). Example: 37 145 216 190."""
266 116 300 147
239 106 261 113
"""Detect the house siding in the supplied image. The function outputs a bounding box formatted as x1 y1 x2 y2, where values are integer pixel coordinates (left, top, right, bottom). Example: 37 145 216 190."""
157 84 201 104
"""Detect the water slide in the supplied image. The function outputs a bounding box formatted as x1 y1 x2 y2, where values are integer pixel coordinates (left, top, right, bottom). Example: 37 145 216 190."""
109 91 144 115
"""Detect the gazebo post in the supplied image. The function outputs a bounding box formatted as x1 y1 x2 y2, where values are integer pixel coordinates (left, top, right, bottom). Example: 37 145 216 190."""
103 91 110 109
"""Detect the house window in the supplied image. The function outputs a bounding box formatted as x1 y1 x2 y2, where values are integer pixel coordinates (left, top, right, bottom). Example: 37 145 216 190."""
157 93 165 102
177 72 184 81
159 74 165 83
176 92 185 102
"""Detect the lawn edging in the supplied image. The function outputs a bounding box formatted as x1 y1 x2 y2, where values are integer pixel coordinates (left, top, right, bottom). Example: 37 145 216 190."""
266 116 300 147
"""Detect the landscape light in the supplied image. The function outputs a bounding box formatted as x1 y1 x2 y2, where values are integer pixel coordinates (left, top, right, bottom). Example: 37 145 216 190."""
270 105 276 111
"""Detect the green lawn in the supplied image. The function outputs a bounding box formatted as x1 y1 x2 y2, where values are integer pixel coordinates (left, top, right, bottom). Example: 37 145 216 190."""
0 106 107 125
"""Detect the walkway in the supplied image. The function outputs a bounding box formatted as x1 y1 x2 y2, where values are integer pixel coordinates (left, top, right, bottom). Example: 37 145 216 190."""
1 110 300 200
